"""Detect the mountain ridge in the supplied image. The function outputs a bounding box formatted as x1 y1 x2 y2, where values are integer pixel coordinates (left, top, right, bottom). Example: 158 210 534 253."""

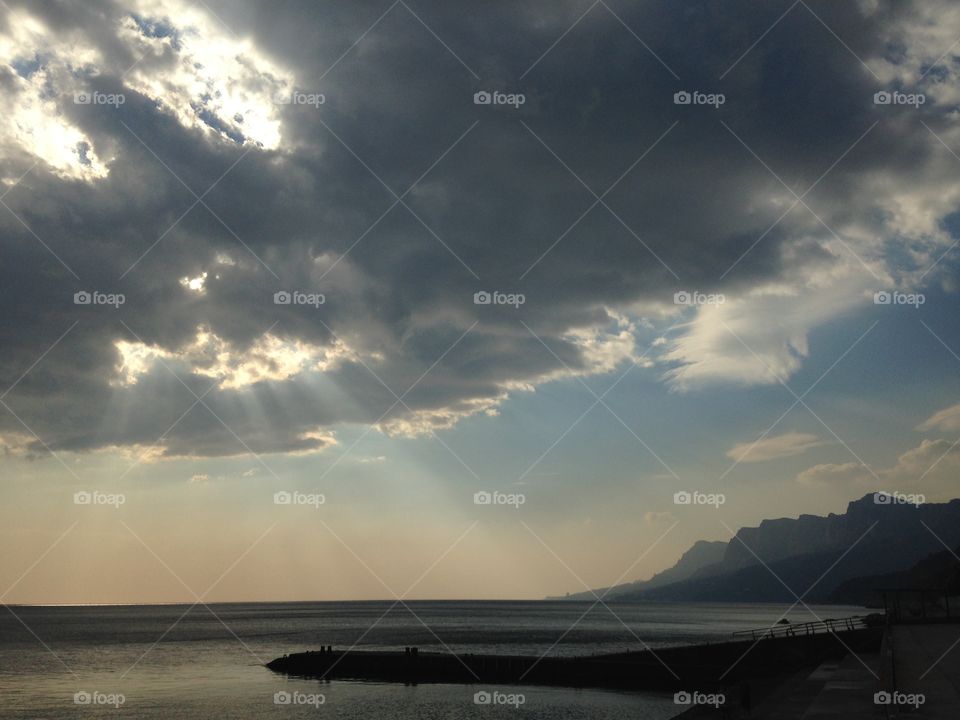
554 493 960 603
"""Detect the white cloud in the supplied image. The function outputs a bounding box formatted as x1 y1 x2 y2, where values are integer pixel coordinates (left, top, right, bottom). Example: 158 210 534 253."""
0 0 296 187
377 394 508 437
796 438 960 495
918 402 960 433
121 0 292 149
871 0 960 107
884 438 960 482
114 327 357 390
796 462 869 486
0 431 37 459
662 244 886 388
0 9 110 180
727 431 825 464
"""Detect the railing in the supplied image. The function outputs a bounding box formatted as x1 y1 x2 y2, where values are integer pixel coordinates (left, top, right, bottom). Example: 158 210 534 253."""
731 615 868 642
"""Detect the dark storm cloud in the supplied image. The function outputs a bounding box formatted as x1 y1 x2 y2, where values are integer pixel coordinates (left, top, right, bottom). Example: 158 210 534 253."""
0 0 957 456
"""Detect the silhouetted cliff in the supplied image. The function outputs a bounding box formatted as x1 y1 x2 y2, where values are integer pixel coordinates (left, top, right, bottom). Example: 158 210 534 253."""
560 494 960 604
829 544 960 606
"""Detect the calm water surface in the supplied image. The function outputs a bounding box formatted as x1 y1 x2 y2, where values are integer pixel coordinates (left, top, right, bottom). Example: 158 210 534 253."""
0 601 866 718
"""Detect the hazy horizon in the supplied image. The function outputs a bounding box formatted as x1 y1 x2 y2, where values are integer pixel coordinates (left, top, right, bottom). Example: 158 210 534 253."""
2 489 941 605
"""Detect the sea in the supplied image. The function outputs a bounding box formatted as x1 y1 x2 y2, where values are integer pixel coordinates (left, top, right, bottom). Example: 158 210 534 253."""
0 601 867 718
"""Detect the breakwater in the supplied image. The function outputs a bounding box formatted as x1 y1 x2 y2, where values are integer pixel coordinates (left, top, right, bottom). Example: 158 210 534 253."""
267 627 882 691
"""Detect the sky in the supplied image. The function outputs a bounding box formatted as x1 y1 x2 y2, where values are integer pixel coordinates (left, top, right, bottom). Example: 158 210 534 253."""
1 0 959 604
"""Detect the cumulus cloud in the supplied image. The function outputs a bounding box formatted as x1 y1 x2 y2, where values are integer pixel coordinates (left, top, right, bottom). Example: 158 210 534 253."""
1 0 959 459
884 438 960 482
796 438 960 494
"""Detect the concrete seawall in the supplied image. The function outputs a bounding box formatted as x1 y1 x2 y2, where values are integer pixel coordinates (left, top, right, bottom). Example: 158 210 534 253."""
267 628 882 692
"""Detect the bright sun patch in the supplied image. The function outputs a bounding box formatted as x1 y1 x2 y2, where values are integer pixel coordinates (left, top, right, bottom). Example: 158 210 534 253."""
113 327 355 390
0 0 296 183
180 272 208 292
0 10 110 180
120 0 293 149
